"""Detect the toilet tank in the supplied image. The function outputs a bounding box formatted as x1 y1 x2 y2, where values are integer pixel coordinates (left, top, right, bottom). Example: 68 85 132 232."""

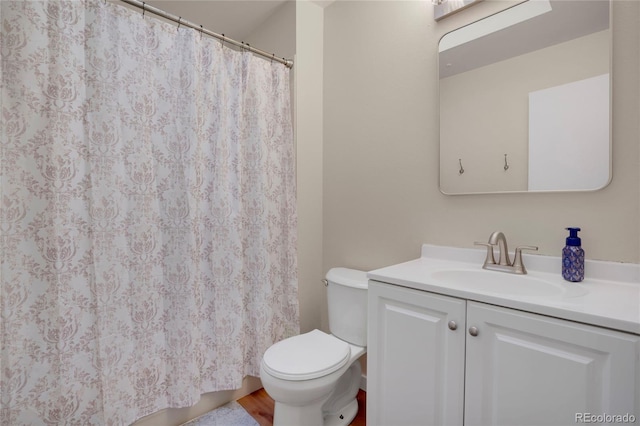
326 267 368 347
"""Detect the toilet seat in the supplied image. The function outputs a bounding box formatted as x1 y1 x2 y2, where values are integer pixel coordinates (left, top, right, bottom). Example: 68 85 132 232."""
262 330 351 381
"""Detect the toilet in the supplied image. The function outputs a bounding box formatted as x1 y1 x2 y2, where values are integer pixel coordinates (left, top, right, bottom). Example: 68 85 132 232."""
260 267 368 426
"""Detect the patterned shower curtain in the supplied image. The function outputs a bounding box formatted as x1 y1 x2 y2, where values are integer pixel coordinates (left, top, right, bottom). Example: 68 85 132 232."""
0 0 298 424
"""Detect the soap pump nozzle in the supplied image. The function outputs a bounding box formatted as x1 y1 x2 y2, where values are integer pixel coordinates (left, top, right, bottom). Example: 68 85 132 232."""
565 227 581 247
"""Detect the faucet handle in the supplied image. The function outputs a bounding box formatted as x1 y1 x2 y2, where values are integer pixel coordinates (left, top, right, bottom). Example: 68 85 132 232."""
512 245 539 274
474 242 496 267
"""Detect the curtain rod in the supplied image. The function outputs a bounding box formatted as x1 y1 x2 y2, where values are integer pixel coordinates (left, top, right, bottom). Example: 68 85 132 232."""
119 0 294 69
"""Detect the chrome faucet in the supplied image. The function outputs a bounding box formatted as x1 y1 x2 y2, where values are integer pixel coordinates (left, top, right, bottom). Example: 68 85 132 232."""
474 231 538 274
489 231 510 266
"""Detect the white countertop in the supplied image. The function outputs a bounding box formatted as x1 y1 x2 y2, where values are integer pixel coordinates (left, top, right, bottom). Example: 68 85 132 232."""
368 244 640 335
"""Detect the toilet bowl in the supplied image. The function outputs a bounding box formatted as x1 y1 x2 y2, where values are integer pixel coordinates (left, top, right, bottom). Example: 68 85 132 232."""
260 268 368 426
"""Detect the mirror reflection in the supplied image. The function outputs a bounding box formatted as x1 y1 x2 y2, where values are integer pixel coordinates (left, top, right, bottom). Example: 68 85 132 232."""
439 0 611 195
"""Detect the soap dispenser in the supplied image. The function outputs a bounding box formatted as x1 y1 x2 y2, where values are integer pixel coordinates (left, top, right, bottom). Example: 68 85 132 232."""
562 227 584 282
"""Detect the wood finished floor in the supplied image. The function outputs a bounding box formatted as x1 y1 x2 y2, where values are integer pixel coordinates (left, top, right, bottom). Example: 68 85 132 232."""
237 388 366 426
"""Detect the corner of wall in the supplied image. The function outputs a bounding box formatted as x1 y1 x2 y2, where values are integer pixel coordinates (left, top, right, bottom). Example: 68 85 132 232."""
295 0 327 333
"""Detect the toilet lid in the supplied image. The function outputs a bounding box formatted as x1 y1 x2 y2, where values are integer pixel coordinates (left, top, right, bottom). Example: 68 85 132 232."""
262 330 351 381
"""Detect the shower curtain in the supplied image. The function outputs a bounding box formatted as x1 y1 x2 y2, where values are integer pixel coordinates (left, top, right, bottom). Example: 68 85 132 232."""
0 0 298 424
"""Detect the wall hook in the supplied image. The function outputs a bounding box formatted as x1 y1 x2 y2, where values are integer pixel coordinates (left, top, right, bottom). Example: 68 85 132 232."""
504 153 509 171
459 159 465 175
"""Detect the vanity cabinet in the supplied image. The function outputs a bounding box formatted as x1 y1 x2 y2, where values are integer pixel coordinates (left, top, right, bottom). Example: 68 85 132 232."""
367 281 466 425
367 280 640 426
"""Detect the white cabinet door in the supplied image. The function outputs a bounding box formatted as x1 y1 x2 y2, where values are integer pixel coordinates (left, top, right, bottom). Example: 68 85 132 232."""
464 302 640 426
367 281 466 426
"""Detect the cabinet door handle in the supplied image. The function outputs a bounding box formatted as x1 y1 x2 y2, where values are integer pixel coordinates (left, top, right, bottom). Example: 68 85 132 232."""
448 321 457 331
469 326 479 337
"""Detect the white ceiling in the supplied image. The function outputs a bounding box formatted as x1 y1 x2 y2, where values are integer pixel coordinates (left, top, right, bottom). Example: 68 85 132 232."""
144 0 289 41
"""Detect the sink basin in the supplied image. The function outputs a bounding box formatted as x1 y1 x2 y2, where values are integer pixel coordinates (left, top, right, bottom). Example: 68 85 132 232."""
431 269 588 298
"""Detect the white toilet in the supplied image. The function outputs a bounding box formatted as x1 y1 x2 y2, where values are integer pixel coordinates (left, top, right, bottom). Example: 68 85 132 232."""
260 267 368 426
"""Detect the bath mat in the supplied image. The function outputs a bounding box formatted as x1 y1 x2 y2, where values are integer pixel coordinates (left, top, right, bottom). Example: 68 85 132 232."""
182 401 259 426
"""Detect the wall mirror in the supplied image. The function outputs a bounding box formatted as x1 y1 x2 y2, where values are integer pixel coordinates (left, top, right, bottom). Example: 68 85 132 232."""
439 0 611 195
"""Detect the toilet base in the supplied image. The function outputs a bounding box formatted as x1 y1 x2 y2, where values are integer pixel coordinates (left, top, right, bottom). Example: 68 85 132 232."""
269 361 361 426
324 399 358 426
273 399 326 426
272 396 359 426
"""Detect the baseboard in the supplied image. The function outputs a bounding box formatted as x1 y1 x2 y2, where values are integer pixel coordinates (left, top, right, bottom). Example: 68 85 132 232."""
360 374 367 392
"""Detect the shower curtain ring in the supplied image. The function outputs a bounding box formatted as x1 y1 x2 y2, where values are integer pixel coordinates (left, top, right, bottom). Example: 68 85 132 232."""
177 17 182 30
142 2 146 17
199 25 203 39
221 34 225 48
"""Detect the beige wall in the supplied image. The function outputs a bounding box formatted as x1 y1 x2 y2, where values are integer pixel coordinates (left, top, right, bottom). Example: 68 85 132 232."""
294 0 326 335
323 0 640 301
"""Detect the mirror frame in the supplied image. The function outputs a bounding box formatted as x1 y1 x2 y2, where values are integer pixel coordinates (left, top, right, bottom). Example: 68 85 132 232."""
438 0 613 195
